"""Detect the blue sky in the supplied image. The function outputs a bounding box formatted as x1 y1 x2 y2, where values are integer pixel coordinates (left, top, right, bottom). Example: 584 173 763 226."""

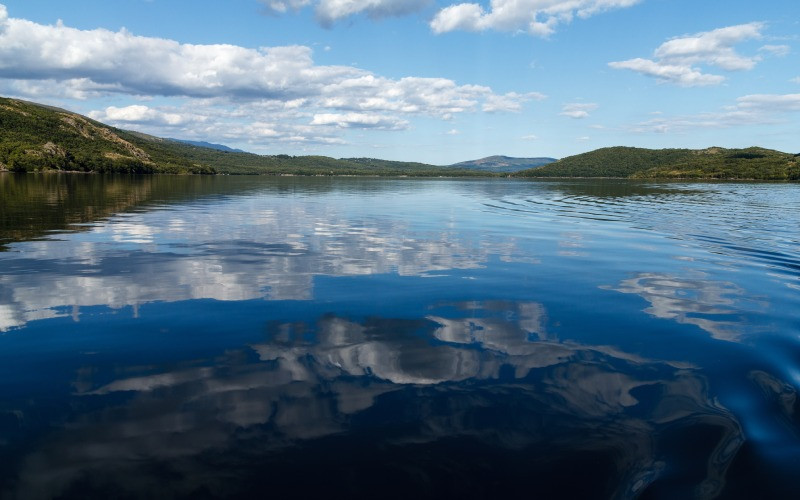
0 0 797 164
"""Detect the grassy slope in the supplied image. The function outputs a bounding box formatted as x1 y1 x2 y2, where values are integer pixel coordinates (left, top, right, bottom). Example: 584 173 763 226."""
0 97 486 176
516 146 800 180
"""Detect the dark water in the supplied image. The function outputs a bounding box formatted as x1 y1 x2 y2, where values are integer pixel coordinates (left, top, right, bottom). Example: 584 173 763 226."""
1 173 799 499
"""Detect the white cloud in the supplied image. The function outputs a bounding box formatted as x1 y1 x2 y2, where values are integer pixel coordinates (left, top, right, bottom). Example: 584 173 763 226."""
560 102 598 119
430 0 641 36
736 93 800 112
792 77 800 84
316 0 429 26
0 78 124 100
430 3 485 33
0 4 540 148
609 23 764 86
89 105 189 126
483 92 546 112
628 93 800 133
608 58 725 87
310 112 409 129
259 0 429 26
261 0 314 15
759 44 790 57
521 134 538 140
0 10 356 99
319 75 490 118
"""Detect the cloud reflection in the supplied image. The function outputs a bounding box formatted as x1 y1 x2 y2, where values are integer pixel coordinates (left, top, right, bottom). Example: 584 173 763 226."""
3 302 745 498
0 194 526 331
603 272 763 341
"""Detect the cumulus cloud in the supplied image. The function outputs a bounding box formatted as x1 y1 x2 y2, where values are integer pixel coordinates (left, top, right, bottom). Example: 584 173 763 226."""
89 105 188 126
259 0 429 26
0 4 540 147
310 112 409 129
628 93 800 133
0 78 124 100
609 23 764 86
315 76 541 119
430 0 641 36
560 102 598 119
318 75 491 118
0 12 356 100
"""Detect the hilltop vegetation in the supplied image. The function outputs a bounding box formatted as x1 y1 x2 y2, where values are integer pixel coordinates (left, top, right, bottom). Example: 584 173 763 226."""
0 97 484 177
515 146 800 180
631 147 800 180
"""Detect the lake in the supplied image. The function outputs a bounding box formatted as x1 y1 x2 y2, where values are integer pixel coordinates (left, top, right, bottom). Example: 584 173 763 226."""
1 173 799 499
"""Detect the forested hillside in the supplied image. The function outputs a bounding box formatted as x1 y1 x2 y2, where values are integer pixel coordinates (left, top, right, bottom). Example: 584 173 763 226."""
0 98 214 174
515 146 799 180
631 147 800 180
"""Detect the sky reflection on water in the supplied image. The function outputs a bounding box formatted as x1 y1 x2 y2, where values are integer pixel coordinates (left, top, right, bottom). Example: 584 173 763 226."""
1 174 799 498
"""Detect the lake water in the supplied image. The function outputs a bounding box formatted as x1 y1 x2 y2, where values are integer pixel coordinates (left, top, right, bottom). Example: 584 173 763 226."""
1 173 799 499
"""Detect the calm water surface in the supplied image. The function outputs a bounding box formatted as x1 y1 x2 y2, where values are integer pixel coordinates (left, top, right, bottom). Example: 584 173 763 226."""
1 173 799 499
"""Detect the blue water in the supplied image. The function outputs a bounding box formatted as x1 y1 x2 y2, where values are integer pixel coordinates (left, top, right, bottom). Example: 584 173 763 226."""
1 175 799 498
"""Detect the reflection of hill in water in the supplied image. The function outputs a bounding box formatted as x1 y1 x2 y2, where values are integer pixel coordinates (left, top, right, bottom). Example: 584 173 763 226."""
0 173 236 249
0 174 441 250
10 304 744 499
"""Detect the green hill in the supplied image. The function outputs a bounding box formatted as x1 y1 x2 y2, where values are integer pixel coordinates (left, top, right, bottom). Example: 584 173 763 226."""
632 147 800 180
0 98 215 174
515 146 800 180
0 97 484 177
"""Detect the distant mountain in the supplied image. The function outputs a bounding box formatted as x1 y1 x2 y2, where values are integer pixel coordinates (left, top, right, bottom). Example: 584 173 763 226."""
514 146 799 180
450 155 556 173
166 138 245 153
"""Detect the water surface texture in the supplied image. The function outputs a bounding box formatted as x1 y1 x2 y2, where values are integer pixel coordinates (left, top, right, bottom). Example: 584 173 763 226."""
1 174 799 499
